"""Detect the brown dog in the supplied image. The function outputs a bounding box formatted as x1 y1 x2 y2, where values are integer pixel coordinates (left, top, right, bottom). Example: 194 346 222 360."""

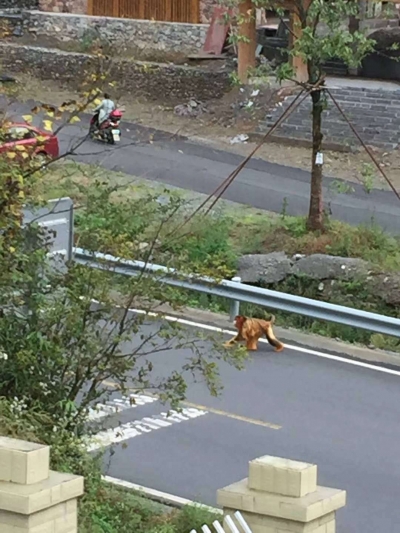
224 315 284 352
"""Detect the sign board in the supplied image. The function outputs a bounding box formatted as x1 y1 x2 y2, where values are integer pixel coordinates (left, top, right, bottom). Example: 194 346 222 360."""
22 197 74 261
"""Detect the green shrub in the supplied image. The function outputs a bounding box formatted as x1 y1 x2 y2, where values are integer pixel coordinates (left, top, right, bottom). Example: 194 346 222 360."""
173 505 220 533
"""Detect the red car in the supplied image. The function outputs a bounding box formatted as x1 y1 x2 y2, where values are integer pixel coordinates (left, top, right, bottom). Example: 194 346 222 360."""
0 123 59 161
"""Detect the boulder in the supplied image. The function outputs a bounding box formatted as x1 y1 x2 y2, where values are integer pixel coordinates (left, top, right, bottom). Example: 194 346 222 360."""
237 252 293 283
371 273 400 306
292 254 369 280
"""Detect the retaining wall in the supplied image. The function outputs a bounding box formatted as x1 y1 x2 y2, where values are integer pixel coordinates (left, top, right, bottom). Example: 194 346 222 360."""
24 10 208 55
261 85 400 150
0 43 230 102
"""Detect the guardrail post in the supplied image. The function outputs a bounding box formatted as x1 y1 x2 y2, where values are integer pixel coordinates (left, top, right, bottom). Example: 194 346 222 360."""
229 277 241 321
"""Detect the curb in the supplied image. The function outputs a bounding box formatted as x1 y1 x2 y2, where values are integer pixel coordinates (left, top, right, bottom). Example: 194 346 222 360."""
103 475 223 514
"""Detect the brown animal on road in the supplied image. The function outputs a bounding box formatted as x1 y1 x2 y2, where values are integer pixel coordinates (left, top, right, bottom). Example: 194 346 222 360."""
224 315 284 352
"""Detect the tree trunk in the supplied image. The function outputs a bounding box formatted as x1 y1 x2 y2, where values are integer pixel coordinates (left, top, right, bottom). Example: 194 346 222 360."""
307 89 324 231
237 0 256 83
348 13 360 76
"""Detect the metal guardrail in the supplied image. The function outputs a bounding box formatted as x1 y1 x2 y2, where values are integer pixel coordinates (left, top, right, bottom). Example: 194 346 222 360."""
73 247 400 339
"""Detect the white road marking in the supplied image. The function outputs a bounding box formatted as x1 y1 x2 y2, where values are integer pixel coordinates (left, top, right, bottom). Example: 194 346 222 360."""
125 306 400 378
102 475 223 514
87 393 158 421
38 218 68 227
87 407 208 451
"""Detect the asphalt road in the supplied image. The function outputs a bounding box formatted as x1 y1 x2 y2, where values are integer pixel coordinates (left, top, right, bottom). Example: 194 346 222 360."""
93 321 400 533
6 98 400 234
6 99 400 530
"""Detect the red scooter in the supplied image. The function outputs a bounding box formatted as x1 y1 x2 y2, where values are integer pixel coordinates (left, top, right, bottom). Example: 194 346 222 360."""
89 109 123 145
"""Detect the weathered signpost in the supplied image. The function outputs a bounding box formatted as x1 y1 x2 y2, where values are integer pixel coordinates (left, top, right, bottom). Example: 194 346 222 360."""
23 197 74 261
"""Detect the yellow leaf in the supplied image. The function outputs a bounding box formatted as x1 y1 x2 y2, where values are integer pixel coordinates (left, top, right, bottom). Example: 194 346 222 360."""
46 111 54 118
9 246 15 253
93 98 101 106
15 145 26 151
43 120 53 132
22 114 33 123
7 152 16 159
69 116 80 124
18 190 25 199
21 152 28 159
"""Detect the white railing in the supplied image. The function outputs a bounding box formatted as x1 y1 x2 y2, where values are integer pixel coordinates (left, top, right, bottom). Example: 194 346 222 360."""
190 511 252 533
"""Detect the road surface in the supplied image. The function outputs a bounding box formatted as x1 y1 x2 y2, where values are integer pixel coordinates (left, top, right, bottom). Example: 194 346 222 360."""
89 320 400 533
7 99 400 530
6 98 400 234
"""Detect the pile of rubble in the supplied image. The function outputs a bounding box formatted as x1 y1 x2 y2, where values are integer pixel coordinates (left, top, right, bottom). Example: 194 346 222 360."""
174 99 209 117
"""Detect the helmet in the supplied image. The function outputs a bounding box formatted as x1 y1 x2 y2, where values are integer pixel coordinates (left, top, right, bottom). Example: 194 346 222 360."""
110 109 123 119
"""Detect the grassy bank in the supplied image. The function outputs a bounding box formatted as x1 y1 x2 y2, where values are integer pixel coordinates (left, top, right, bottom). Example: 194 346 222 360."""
40 161 400 269
80 481 218 533
39 161 400 351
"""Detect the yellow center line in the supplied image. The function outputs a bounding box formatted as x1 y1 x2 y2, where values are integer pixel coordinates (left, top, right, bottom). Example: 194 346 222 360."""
181 400 281 430
102 380 282 430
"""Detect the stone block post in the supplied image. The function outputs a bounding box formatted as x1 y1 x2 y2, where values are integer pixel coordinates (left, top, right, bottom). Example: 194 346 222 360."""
0 436 84 533
217 455 346 533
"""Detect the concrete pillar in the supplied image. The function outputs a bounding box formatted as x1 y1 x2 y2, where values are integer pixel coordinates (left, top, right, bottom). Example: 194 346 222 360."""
0 436 84 533
217 455 346 533
237 0 257 83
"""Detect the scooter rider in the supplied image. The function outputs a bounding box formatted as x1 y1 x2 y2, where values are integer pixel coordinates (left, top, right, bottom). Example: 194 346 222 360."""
93 93 116 129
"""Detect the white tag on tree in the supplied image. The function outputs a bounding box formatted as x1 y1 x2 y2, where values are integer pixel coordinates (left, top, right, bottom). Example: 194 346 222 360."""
315 152 323 165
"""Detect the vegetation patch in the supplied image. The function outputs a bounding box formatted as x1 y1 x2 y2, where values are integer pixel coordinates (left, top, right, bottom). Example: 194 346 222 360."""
39 161 400 352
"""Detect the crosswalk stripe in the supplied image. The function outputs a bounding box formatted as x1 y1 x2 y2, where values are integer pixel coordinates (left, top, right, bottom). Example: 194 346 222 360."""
87 406 208 451
87 393 158 421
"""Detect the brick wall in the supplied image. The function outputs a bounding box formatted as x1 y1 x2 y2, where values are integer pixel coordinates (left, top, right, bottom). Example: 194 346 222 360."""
260 86 400 150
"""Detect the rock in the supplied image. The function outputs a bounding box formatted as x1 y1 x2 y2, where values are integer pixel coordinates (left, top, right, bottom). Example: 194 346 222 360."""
292 254 369 280
292 253 305 261
174 100 207 117
230 133 249 144
0 74 16 83
237 252 293 284
371 273 400 305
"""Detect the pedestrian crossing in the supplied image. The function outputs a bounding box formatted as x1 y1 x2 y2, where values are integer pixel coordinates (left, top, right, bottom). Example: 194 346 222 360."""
86 393 208 451
87 393 158 421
